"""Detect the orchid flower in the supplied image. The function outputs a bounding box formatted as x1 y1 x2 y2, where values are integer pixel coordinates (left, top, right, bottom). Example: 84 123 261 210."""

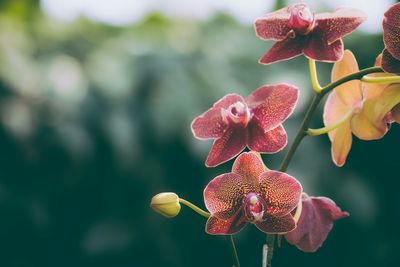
255 3 366 64
191 84 299 167
204 152 302 235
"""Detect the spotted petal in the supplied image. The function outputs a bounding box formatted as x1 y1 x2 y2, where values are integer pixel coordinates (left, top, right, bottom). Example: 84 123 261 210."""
204 173 251 219
259 35 305 64
315 8 366 45
304 32 343 62
383 3 400 61
258 171 302 217
247 123 287 153
246 84 299 131
381 49 400 73
191 108 227 139
205 127 247 167
255 213 296 234
232 152 266 188
205 213 247 235
285 195 349 252
255 7 292 41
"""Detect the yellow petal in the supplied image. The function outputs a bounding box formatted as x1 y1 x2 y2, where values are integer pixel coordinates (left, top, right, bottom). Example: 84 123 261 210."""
372 84 400 122
323 90 351 141
331 121 352 167
351 100 388 140
331 50 362 107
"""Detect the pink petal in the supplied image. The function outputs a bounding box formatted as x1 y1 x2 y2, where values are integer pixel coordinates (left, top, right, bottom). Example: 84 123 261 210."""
330 50 362 107
205 127 247 167
204 172 252 219
259 35 305 64
304 32 343 62
255 7 293 41
258 171 302 217
246 83 299 131
315 8 366 45
255 213 296 234
232 152 266 187
205 213 247 235
191 108 227 140
381 48 400 73
383 3 400 61
285 195 349 252
247 123 287 153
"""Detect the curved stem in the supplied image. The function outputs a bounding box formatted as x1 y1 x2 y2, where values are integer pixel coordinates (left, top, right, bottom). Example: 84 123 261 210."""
228 235 241 267
309 59 322 93
306 111 352 136
361 75 400 84
179 198 210 218
320 67 383 96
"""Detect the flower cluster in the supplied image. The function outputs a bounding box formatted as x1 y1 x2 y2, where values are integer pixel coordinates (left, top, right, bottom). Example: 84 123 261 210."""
151 1 400 264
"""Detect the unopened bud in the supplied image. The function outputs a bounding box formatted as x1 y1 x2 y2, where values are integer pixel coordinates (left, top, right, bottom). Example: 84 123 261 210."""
150 192 181 218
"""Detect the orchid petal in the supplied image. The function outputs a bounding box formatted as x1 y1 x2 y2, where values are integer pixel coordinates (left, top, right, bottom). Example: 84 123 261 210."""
381 48 400 74
247 123 287 153
351 100 388 140
246 83 299 131
259 35 304 64
232 152 266 187
369 84 400 123
255 213 296 234
331 50 362 106
383 3 400 61
315 8 366 44
258 171 302 217
331 121 352 167
255 7 293 41
204 172 252 219
304 33 343 62
285 195 349 252
191 108 227 139
323 91 352 141
205 127 247 167
205 213 247 235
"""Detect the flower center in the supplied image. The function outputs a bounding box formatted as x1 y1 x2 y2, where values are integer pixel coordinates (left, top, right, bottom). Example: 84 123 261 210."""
288 4 315 35
222 101 251 127
243 193 267 222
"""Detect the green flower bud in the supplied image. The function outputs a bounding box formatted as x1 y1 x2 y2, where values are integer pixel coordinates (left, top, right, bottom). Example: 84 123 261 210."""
150 192 181 218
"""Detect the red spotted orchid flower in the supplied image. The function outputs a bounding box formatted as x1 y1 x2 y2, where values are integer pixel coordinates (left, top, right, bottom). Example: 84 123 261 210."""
382 3 400 73
255 3 366 64
285 193 349 252
204 152 302 235
323 50 393 167
191 84 299 167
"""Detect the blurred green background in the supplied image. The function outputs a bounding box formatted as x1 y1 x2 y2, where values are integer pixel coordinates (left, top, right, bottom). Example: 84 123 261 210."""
0 0 399 266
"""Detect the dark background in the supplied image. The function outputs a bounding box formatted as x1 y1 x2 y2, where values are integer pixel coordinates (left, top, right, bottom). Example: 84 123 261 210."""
0 0 399 266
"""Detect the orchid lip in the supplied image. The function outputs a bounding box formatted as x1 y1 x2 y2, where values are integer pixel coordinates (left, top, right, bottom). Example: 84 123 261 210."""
243 193 267 222
288 4 315 35
221 101 252 127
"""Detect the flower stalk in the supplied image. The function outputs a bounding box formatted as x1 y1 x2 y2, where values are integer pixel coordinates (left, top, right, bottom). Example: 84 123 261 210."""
178 198 210 218
309 59 322 93
361 75 400 84
306 111 352 136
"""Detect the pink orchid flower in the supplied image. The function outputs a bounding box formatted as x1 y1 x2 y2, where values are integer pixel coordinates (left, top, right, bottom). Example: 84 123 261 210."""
382 3 400 73
323 50 393 167
204 152 302 235
285 193 349 252
191 84 299 167
255 3 366 64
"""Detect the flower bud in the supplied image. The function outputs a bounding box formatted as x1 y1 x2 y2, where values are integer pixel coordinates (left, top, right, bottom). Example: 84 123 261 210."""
150 192 181 218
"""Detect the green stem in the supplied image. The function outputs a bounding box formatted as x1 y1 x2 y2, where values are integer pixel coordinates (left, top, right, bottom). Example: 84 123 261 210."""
306 110 352 136
266 234 275 267
361 74 400 84
309 59 322 93
227 235 241 267
178 198 210 218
